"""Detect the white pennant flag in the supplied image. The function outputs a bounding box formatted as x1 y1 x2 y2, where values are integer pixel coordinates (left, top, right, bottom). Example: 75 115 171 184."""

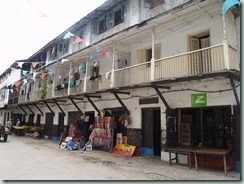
17 62 24 68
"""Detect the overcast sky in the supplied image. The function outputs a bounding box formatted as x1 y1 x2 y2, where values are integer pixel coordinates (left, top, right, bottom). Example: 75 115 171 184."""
0 0 106 74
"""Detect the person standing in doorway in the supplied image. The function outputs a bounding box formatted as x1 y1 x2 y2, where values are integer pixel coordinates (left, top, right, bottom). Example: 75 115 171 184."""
68 121 76 138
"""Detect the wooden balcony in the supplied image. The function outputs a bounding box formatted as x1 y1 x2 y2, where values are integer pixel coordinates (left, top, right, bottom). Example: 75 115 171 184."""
18 44 238 104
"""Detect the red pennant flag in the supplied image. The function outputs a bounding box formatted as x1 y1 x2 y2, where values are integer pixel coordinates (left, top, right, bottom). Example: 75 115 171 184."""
15 87 19 93
40 73 47 80
75 57 83 62
101 49 108 56
74 37 83 43
32 62 40 67
14 81 21 87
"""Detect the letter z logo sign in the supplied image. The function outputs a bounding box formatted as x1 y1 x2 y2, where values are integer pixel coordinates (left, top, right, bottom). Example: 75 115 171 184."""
191 93 207 107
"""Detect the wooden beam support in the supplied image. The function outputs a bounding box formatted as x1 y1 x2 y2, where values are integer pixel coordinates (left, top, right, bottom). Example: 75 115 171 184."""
34 103 44 116
43 101 55 116
229 77 240 107
53 100 66 116
69 97 84 101
53 99 67 103
85 95 100 115
26 104 35 115
153 86 170 109
112 92 130 115
85 95 101 99
69 97 83 115
18 105 27 116
111 90 130 95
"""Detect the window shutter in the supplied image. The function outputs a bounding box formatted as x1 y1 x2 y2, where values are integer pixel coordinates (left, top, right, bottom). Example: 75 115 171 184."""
92 21 98 34
137 49 146 63
106 12 114 28
154 45 161 59
190 37 200 51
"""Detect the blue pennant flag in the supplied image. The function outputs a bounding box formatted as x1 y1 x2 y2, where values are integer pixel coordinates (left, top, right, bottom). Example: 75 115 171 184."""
63 31 74 39
90 54 97 60
22 70 29 75
222 0 240 15
96 47 102 52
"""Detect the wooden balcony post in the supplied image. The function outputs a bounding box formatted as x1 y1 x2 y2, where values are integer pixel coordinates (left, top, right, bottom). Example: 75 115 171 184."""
110 45 116 88
83 59 88 92
222 14 230 70
52 67 56 98
67 62 72 95
151 28 155 81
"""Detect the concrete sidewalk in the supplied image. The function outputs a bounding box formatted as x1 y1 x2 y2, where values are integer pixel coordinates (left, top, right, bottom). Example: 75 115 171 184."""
28 136 241 181
1 135 241 181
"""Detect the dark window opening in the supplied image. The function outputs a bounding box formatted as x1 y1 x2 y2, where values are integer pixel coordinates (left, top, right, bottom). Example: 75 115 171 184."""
98 18 106 34
114 9 123 26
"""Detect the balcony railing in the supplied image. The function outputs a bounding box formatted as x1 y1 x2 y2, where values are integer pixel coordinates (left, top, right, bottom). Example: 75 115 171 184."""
17 44 238 104
69 79 85 95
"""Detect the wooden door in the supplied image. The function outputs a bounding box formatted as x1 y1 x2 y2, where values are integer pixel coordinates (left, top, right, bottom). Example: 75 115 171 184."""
44 113 54 137
166 109 178 147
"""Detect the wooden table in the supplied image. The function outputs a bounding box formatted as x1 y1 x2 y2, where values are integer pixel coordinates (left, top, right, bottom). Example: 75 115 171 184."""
165 147 196 169
165 147 232 175
193 148 232 175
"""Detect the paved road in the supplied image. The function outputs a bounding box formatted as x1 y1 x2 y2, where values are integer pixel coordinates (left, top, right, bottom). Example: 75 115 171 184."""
0 135 241 181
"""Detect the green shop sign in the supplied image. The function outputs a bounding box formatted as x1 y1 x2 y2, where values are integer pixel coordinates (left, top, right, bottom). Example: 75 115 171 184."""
191 93 207 107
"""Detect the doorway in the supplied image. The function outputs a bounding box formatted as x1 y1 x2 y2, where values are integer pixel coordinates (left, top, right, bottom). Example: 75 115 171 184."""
57 113 65 137
141 108 161 157
44 113 54 137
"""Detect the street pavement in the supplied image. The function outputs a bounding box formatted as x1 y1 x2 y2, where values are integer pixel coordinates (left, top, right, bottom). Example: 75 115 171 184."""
0 134 241 182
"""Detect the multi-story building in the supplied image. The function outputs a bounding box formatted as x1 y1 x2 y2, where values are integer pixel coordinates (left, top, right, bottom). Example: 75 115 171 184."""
0 0 240 171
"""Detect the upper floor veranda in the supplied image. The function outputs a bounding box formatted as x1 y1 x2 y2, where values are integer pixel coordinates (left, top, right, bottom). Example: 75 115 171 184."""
3 0 240 105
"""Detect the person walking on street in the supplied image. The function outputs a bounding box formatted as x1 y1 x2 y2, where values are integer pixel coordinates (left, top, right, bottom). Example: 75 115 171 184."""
5 119 12 134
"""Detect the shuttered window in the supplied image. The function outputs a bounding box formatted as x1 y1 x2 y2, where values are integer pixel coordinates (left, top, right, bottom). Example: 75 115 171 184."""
151 0 164 8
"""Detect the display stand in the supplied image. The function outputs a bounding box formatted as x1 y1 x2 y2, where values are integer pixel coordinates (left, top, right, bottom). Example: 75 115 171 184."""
89 116 115 152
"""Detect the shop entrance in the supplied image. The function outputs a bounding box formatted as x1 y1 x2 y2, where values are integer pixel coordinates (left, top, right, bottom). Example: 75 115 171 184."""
57 113 65 137
179 106 233 149
44 113 54 137
141 108 161 157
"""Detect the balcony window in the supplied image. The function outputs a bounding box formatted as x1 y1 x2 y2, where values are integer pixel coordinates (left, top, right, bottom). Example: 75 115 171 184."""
145 0 164 8
98 17 106 34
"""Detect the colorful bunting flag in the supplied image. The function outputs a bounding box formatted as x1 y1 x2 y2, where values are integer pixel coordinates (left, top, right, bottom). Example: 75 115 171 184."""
23 79 28 84
63 31 74 39
222 0 240 14
74 37 83 43
61 59 69 63
15 87 19 93
14 81 21 87
17 62 24 68
22 70 29 75
75 57 83 62
96 47 102 52
90 54 97 60
32 62 40 67
101 49 108 56
40 73 47 80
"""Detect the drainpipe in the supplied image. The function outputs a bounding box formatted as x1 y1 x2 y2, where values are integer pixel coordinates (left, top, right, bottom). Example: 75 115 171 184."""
151 28 155 81
222 12 230 70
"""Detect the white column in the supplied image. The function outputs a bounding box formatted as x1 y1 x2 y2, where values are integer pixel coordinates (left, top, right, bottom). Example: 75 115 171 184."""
67 62 72 95
222 14 230 70
83 58 89 92
151 28 155 81
110 45 116 88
